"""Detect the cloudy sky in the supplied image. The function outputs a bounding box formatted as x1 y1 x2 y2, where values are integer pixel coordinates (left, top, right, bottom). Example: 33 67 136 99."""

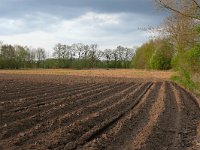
0 0 166 53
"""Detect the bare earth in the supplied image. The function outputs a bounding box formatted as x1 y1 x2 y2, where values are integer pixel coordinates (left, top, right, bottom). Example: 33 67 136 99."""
0 69 199 150
0 69 174 81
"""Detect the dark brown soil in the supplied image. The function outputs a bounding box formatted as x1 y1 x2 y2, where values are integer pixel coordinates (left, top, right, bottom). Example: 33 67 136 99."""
0 74 199 150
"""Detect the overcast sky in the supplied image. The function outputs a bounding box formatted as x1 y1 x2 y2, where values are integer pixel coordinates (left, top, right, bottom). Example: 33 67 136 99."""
0 0 166 53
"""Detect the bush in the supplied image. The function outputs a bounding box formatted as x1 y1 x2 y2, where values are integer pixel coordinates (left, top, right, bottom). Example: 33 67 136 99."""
44 59 59 68
184 45 200 73
171 45 200 73
132 38 173 70
150 39 173 70
132 40 155 69
171 67 199 91
150 50 172 70
171 53 179 70
171 45 200 95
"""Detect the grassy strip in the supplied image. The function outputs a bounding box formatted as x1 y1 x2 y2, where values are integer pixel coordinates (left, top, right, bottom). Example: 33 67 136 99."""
170 68 200 96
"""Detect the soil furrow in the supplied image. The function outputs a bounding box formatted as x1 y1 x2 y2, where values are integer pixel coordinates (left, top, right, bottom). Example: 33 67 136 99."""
0 82 96 107
0 82 119 139
0 81 41 94
143 81 179 149
1 82 118 127
169 83 183 149
171 83 200 150
81 82 162 150
8 82 135 148
0 83 70 110
26 82 151 150
129 82 166 150
0 82 58 98
1 82 105 122
1 75 199 150
0 83 48 97
71 82 153 150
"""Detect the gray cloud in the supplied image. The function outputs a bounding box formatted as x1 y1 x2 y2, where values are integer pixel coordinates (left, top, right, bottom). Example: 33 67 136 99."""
0 0 163 19
0 0 166 51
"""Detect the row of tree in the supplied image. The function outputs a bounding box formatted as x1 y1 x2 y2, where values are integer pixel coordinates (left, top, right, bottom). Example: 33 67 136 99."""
52 43 134 68
154 0 200 72
131 0 200 91
0 42 46 69
154 0 200 91
0 42 134 69
132 38 174 70
133 0 200 72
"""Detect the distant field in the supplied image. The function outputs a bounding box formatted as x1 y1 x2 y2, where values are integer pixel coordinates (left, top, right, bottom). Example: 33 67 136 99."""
0 69 175 81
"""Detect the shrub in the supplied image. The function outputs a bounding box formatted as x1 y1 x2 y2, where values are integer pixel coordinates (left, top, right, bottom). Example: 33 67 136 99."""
171 67 199 91
150 39 173 70
150 50 172 70
184 45 200 73
132 40 155 69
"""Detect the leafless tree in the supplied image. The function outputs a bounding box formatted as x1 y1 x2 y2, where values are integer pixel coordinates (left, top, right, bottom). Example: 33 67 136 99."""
103 49 113 65
89 44 98 67
163 13 199 53
36 48 46 62
155 0 200 20
53 43 69 60
72 43 84 60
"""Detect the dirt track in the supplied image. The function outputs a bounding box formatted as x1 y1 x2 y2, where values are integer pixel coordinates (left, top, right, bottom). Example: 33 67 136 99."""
0 74 200 150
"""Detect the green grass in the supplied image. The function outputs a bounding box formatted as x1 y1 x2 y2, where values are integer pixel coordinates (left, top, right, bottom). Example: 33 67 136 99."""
170 68 200 96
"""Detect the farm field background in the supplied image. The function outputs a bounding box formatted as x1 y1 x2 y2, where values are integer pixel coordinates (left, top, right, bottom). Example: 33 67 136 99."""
0 69 175 81
0 70 200 150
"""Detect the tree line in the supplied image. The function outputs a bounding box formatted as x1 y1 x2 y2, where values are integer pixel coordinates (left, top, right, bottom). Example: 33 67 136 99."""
132 0 200 91
132 38 174 70
0 42 46 69
0 42 134 69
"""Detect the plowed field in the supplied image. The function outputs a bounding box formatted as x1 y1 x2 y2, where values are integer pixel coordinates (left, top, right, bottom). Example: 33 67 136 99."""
0 74 199 150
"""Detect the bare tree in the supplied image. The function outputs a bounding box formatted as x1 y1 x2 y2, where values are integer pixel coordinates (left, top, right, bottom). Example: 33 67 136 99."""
155 0 200 20
26 47 36 63
53 43 68 60
153 0 200 53
1 44 16 60
0 41 3 49
15 45 29 68
124 47 134 61
72 43 84 60
112 49 119 67
82 45 90 59
103 49 113 66
35 48 46 67
116 46 124 61
89 44 98 67
162 13 199 53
